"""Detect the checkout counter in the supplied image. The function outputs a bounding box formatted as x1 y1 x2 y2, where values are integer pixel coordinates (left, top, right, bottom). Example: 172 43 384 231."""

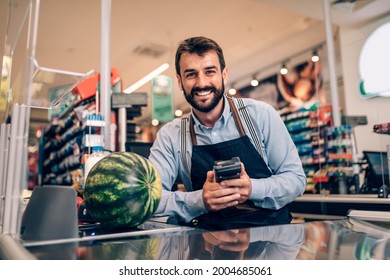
24 213 390 260
289 194 390 220
1 182 390 260
1 207 390 260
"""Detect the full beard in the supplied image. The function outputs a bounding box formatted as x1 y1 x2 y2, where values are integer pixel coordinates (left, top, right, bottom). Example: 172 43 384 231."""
183 83 225 113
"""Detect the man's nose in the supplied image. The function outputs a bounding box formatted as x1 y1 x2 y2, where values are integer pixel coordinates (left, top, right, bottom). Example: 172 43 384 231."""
196 73 208 88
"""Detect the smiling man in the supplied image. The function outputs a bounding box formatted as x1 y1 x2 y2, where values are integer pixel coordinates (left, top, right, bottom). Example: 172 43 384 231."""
148 36 306 230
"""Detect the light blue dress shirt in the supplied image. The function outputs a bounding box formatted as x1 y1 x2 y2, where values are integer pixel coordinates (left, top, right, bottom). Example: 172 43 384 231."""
148 95 306 222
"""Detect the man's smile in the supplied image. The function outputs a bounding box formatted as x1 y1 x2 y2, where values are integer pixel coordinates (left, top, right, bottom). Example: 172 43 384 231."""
195 90 212 96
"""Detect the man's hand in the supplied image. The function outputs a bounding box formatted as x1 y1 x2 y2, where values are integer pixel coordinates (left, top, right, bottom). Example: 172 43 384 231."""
203 228 250 253
202 163 252 211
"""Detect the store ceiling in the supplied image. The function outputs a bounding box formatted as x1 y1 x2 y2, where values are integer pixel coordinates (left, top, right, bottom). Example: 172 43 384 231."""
30 0 390 127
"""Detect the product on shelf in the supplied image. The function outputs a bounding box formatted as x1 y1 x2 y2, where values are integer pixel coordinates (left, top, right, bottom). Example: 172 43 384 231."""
373 122 390 135
280 104 333 193
313 125 357 194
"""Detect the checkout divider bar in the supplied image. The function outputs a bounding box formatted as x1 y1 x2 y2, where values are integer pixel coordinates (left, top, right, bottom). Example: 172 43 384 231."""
0 234 36 260
22 222 197 248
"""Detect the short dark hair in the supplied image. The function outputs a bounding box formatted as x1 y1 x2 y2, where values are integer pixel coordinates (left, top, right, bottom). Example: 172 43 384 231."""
175 36 226 76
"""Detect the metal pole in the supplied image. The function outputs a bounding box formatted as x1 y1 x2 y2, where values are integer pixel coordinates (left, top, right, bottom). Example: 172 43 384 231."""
0 124 10 234
3 104 19 234
118 108 127 152
387 144 390 187
323 0 346 194
322 0 341 127
10 104 27 235
100 0 111 150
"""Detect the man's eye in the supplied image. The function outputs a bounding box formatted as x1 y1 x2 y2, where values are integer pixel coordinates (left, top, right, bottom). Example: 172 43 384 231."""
206 70 216 75
185 73 196 78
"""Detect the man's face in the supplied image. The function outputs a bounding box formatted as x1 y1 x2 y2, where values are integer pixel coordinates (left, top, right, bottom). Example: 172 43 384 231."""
176 50 228 113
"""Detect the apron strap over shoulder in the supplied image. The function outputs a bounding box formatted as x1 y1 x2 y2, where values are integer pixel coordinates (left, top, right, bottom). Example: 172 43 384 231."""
234 97 266 160
180 117 191 176
227 96 245 137
189 115 197 146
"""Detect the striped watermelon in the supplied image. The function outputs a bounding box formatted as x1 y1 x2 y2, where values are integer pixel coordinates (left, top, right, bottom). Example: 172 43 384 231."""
84 152 162 229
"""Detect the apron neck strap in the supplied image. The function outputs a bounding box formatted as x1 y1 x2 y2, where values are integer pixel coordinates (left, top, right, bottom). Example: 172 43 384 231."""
189 115 197 146
227 96 246 137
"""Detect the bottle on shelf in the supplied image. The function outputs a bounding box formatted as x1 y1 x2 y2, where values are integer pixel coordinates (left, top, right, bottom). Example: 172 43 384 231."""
83 145 110 184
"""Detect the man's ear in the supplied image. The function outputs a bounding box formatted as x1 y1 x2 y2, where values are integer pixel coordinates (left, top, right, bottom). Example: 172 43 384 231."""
222 67 228 85
176 74 183 91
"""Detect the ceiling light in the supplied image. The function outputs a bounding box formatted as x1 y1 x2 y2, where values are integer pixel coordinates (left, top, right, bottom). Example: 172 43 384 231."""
175 109 183 117
250 76 259 87
311 50 320 62
280 63 288 75
151 119 160 126
228 86 237 95
123 63 169 94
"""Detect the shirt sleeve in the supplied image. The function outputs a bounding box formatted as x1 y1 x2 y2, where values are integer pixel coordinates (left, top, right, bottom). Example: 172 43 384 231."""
148 121 208 222
247 101 307 209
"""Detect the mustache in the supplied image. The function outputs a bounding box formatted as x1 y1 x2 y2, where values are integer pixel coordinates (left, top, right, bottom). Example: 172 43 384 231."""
191 86 217 95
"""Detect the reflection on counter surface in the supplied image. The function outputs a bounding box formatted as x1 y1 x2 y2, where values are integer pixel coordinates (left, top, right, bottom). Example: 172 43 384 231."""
24 214 390 260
